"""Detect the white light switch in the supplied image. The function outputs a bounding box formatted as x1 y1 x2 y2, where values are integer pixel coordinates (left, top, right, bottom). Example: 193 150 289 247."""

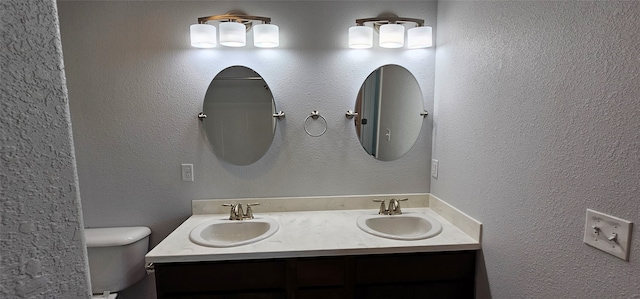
583 209 633 261
181 164 194 182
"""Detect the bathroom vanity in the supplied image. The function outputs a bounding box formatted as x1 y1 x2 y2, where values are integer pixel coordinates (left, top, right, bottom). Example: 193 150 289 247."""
146 194 481 299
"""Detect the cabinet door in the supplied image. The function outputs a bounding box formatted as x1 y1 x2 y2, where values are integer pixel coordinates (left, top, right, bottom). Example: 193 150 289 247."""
356 284 413 299
155 260 286 297
157 292 285 299
356 281 474 299
354 251 476 299
413 281 474 298
296 288 348 299
355 251 475 284
222 291 286 299
296 257 346 287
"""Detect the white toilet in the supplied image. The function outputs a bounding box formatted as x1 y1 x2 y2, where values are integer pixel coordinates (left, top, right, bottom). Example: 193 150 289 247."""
85 226 151 299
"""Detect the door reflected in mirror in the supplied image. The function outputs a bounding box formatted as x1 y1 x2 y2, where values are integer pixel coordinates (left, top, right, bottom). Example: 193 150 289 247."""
202 66 277 165
354 64 424 161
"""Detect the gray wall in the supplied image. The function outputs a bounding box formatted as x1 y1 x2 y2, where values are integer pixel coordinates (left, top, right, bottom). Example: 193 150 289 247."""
0 0 90 298
433 1 640 298
57 1 435 298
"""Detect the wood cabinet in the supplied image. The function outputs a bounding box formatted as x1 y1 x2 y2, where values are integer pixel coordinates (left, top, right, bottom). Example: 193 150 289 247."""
154 250 476 299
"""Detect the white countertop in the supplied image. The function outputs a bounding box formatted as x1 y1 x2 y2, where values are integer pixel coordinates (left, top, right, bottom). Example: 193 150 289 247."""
145 194 482 264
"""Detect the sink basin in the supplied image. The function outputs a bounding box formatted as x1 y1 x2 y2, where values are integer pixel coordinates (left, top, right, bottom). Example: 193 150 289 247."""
357 213 442 240
189 217 279 247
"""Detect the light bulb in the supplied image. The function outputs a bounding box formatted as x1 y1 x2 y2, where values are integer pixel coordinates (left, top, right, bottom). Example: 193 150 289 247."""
190 24 216 48
253 24 279 48
219 22 246 47
348 26 373 49
379 24 405 48
407 26 432 49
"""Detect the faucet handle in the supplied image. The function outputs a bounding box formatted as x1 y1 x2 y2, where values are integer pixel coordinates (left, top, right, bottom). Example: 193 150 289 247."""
222 203 235 220
372 199 388 215
244 203 260 219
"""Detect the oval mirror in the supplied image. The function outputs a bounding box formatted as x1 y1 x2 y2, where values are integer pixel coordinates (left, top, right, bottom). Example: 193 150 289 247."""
202 66 277 166
353 64 424 161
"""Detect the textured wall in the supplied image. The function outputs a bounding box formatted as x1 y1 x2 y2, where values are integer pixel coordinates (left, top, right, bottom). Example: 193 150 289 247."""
0 0 90 298
57 0 435 242
433 1 640 298
57 1 435 298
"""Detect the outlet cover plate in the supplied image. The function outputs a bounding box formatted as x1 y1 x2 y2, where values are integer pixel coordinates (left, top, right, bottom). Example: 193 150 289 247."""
431 159 438 178
583 209 633 261
181 164 194 182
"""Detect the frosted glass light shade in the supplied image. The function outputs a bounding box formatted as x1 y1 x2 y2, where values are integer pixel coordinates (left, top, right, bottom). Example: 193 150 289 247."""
253 24 279 48
407 26 432 49
348 26 373 49
219 22 246 47
379 24 405 48
190 24 217 48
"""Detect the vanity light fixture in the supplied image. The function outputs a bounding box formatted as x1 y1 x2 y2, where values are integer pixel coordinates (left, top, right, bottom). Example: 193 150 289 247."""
190 13 279 48
348 16 432 49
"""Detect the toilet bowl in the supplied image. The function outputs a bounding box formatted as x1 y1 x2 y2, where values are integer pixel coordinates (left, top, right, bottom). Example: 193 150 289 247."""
85 226 151 298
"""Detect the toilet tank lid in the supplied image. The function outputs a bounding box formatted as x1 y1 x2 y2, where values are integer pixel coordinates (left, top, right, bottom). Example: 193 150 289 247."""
85 226 151 247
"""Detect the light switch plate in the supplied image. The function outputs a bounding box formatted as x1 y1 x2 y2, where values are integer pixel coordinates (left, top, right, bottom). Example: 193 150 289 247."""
583 209 633 261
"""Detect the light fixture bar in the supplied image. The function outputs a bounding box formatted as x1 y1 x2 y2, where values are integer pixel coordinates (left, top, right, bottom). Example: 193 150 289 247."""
349 15 431 49
355 16 424 27
191 12 279 49
198 14 271 25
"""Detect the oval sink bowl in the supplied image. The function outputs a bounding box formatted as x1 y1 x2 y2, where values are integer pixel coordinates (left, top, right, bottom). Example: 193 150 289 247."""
189 217 279 248
357 213 443 240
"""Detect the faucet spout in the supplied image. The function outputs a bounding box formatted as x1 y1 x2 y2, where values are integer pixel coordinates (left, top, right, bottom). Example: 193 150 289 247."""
234 204 244 220
222 203 244 220
389 199 399 215
389 198 408 215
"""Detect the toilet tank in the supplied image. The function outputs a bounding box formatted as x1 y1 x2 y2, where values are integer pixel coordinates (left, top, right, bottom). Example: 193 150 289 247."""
85 226 151 294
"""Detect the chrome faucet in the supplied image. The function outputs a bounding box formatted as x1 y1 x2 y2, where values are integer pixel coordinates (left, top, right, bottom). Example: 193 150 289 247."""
222 203 260 220
372 198 408 215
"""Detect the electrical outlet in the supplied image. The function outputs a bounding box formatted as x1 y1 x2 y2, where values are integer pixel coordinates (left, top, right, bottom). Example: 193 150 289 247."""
583 209 633 261
181 164 194 182
431 159 438 178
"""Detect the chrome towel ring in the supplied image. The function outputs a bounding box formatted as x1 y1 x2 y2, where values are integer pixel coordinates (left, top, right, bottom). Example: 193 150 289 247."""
304 111 327 137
